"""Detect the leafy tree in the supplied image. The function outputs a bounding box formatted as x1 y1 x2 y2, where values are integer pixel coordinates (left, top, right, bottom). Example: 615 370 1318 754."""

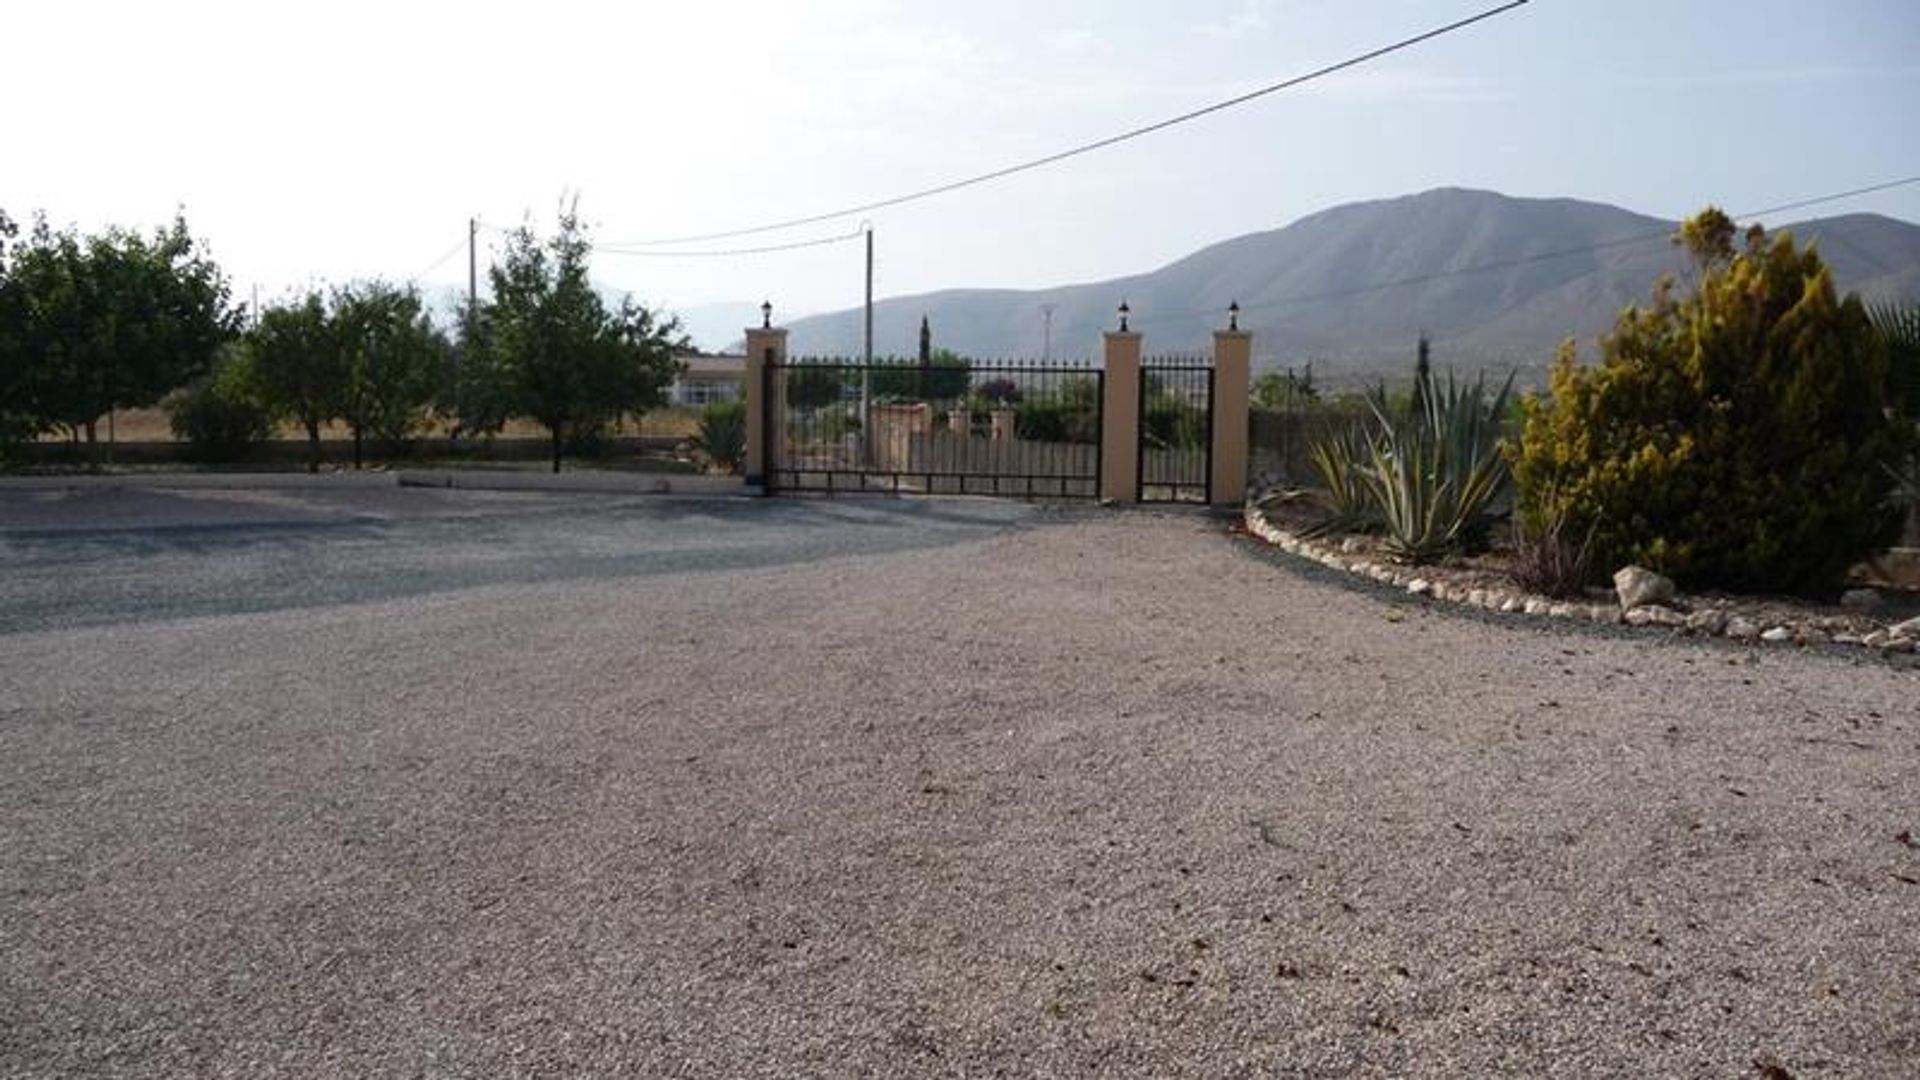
784 363 847 411
332 280 449 465
872 349 969 401
251 291 345 472
1511 209 1909 592
481 210 688 471
1253 363 1319 409
0 214 233 466
0 210 33 457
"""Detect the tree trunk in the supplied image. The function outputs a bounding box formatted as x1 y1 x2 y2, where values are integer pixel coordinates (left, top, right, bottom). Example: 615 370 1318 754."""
306 419 321 474
84 419 100 474
352 423 364 470
551 423 563 474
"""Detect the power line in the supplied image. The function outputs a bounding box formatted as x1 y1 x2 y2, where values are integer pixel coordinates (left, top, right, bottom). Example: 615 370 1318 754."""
1135 172 1920 327
407 234 471 284
606 0 1532 248
593 226 868 259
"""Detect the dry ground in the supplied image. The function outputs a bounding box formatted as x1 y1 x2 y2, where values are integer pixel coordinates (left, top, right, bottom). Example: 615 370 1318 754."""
1 491 1916 1078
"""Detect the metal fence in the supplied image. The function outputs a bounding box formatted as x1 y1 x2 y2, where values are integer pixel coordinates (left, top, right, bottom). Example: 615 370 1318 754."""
767 357 1104 498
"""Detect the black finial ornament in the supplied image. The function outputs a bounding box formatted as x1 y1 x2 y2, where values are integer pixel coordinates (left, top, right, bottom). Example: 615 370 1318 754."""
1228 300 1240 332
760 300 773 329
1118 301 1131 333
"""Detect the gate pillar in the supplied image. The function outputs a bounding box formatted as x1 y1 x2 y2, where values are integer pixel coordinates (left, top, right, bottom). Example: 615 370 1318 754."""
743 314 788 490
1100 314 1142 503
1210 323 1251 507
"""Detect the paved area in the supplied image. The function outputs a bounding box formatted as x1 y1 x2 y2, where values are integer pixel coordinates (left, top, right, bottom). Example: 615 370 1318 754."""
1 487 1915 1078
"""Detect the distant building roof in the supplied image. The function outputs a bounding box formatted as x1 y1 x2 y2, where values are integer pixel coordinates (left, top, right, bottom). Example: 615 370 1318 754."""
677 352 745 377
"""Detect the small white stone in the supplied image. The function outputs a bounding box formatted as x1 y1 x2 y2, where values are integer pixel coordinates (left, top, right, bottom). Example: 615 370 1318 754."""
1548 603 1576 619
1889 615 1920 639
1760 626 1794 644
1500 597 1523 614
1407 579 1433 596
1864 629 1892 648
1725 617 1760 640
1523 598 1552 616
1467 589 1487 607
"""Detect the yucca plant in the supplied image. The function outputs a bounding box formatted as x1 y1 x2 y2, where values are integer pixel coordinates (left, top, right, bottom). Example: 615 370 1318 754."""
692 400 747 474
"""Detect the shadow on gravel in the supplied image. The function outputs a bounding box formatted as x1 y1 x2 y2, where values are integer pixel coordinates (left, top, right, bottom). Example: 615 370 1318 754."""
0 495 1048 636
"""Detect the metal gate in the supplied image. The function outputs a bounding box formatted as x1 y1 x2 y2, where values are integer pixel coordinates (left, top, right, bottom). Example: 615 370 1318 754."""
1137 357 1213 503
765 358 1104 498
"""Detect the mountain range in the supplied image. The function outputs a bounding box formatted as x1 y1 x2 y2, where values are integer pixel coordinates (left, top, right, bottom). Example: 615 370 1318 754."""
774 188 1920 382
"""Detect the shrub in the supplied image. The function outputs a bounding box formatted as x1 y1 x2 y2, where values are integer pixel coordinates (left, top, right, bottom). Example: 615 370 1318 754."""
164 345 277 462
1015 400 1098 444
693 400 746 474
1510 210 1910 593
1143 394 1205 450
1508 492 1599 598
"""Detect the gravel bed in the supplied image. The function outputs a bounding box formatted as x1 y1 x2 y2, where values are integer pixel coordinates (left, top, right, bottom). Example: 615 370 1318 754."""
1 492 1916 1078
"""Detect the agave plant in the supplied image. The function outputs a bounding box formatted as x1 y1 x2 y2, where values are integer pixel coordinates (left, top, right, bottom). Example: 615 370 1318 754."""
1301 424 1379 537
1361 366 1514 563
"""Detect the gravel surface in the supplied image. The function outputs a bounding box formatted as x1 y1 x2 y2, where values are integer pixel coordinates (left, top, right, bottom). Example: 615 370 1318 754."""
2 489 1916 1078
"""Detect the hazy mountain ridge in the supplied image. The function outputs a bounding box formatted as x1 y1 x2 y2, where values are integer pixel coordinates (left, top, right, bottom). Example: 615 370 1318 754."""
779 189 1920 379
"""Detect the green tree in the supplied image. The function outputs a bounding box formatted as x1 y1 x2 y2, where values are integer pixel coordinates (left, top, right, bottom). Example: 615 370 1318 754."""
0 210 33 457
251 291 345 472
784 364 847 411
871 349 969 401
481 211 688 472
1253 363 1319 409
1511 209 1909 592
0 214 233 467
332 280 449 465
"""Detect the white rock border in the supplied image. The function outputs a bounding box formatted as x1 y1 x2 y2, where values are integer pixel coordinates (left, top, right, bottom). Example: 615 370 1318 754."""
1243 504 1920 657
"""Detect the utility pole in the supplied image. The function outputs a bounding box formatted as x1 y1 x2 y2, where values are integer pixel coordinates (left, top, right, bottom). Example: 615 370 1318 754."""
467 217 478 332
861 225 873 462
1041 303 1055 363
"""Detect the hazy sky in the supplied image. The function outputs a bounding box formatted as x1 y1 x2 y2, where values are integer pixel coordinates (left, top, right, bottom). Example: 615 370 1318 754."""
8 0 1919 344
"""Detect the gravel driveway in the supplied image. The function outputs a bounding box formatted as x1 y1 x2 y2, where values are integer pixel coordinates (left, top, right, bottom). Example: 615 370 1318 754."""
2 486 1915 1078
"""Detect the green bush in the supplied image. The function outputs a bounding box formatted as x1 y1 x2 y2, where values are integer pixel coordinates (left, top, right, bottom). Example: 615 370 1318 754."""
1510 210 1910 593
693 400 746 474
1143 394 1205 450
1014 400 1099 444
164 345 277 462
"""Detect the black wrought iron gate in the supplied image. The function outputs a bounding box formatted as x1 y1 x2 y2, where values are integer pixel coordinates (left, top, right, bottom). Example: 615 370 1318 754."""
764 358 1105 498
1137 357 1213 503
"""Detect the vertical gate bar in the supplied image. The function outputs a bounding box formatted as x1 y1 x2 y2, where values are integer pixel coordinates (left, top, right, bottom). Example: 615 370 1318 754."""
1204 366 1216 505
1135 365 1146 502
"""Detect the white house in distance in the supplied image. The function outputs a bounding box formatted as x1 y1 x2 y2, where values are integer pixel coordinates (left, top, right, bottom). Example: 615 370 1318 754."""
669 352 745 407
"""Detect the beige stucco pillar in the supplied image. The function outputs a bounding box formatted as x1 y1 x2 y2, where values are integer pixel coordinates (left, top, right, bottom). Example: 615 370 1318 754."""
1100 329 1142 503
743 324 788 489
1211 328 1251 506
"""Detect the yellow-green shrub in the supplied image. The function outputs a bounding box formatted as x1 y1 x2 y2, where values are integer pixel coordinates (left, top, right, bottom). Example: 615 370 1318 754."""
1510 210 1910 594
